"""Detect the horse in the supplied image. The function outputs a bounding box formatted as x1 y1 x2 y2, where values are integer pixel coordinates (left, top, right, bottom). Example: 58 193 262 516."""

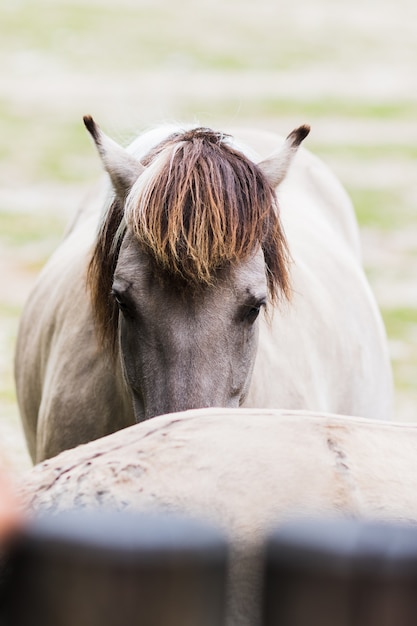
19 407 417 626
15 117 393 462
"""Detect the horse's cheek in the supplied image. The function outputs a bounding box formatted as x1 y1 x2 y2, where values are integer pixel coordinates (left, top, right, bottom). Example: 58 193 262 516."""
229 323 259 400
118 321 142 392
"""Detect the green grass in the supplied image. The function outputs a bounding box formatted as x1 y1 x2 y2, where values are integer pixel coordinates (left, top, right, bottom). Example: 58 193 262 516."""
0 387 16 405
4 1 415 78
1 3 277 72
0 101 96 184
382 307 417 339
272 99 417 120
0 302 21 318
381 307 417 394
348 189 408 229
0 211 65 246
181 97 417 122
391 360 417 394
313 143 417 160
38 122 96 182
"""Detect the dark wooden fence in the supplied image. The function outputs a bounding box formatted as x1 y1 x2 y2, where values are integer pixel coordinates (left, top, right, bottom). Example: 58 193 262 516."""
1 512 417 625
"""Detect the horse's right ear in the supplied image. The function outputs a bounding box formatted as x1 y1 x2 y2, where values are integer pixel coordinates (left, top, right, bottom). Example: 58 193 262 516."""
83 115 145 201
258 124 310 189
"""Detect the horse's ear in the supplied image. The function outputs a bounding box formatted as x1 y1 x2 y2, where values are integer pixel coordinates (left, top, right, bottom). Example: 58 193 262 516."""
258 124 310 189
83 115 145 201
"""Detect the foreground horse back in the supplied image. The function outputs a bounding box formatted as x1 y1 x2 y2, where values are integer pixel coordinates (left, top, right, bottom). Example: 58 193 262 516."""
19 409 417 626
15 121 392 462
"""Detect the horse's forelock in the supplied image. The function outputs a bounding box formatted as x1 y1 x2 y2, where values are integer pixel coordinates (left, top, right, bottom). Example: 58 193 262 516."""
124 128 291 298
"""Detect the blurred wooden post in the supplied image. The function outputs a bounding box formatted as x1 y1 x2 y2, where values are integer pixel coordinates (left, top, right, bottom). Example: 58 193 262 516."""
263 518 417 626
2 510 228 626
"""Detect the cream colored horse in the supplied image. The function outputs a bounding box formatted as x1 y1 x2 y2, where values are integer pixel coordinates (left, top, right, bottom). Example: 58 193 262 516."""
15 119 392 462
20 408 417 626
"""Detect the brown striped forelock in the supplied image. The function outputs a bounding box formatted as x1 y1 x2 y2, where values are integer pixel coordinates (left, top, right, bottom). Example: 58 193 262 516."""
88 128 291 352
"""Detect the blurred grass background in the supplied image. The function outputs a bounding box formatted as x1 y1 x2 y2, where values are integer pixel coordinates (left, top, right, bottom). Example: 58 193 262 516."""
1 0 416 471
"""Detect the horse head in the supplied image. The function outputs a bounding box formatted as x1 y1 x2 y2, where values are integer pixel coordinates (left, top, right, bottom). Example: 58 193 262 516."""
84 117 309 421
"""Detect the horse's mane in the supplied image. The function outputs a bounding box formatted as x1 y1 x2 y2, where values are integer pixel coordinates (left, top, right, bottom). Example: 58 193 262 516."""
88 127 291 351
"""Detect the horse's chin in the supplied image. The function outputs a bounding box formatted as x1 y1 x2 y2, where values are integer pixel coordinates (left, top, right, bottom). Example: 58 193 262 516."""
132 393 242 423
131 394 146 424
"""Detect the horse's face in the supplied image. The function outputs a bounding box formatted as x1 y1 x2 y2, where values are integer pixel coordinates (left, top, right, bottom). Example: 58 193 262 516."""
85 117 309 422
113 231 267 421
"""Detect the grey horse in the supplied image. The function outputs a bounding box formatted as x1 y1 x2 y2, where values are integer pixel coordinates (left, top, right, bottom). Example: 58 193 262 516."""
15 118 392 462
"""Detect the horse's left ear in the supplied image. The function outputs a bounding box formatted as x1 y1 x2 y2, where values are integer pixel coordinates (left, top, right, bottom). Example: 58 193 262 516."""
258 125 310 189
83 115 145 201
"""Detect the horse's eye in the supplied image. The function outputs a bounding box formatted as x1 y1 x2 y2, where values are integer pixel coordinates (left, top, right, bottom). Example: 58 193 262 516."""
243 300 266 324
245 305 261 324
111 289 132 317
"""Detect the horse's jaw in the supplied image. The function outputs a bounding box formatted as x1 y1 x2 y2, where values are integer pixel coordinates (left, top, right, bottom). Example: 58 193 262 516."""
131 389 242 423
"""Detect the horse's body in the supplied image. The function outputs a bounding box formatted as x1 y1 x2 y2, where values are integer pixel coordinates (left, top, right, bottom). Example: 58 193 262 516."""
15 121 392 462
20 408 417 626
